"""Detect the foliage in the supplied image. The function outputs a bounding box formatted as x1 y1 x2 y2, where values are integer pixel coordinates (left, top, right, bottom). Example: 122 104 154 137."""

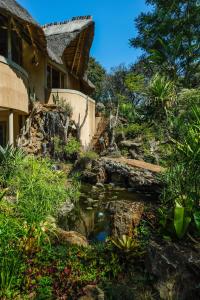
87 57 106 101
111 235 140 253
80 150 99 160
64 137 81 157
131 0 200 87
0 154 80 298
146 73 177 120
125 73 145 94
162 104 200 238
9 156 68 224
116 123 144 139
0 145 24 187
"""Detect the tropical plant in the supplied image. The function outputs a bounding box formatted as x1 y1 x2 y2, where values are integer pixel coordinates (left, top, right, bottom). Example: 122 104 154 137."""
146 73 176 120
162 104 200 238
111 235 140 253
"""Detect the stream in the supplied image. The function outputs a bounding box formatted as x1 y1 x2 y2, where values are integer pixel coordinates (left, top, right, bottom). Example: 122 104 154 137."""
64 183 151 242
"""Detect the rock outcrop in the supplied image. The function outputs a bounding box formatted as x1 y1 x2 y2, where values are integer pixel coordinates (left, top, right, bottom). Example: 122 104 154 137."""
146 240 200 300
106 200 144 238
56 229 89 247
76 157 162 194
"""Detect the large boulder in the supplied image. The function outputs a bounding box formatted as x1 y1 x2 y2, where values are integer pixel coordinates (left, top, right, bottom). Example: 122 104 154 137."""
102 158 161 194
56 229 89 247
73 158 106 184
146 240 200 300
105 200 144 238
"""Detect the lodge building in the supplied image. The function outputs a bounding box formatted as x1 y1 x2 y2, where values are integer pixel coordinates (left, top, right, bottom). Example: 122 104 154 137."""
0 0 96 147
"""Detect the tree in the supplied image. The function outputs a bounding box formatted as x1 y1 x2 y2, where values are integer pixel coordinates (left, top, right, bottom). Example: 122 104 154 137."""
131 0 200 87
87 57 106 101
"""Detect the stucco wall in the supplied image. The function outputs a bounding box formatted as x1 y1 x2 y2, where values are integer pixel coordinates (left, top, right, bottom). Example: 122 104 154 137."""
23 42 46 103
0 57 29 113
49 89 96 148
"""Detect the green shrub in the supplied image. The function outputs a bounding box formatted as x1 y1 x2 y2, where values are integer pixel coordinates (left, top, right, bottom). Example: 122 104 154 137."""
116 123 144 139
80 150 98 160
64 137 81 157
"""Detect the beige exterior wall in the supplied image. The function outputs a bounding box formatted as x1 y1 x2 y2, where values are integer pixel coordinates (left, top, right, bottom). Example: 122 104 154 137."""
48 89 96 148
23 42 46 103
0 56 29 113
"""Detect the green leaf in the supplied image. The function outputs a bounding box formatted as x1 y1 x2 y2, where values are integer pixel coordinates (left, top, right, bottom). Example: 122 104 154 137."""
174 202 191 239
193 211 200 232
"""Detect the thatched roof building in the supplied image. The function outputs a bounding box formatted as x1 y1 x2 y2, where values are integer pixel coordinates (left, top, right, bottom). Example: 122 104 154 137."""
43 17 94 77
0 0 47 53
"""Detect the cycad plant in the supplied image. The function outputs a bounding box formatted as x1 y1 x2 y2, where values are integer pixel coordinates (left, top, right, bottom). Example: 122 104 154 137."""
147 73 176 120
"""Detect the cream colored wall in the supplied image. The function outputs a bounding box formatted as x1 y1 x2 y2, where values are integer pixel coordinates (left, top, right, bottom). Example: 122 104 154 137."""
49 89 96 148
0 57 29 113
23 41 46 103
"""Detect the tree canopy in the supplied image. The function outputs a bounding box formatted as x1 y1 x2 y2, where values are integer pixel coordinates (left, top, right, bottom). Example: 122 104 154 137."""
131 0 200 87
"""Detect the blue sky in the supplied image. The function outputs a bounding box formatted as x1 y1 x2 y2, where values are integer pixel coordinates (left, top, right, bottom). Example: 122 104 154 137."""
18 0 150 71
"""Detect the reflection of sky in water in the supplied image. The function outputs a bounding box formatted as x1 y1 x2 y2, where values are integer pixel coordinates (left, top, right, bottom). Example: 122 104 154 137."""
96 231 109 242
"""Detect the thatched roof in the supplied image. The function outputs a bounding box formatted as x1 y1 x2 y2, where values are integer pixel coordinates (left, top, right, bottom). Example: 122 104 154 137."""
0 1 95 91
43 17 94 77
0 0 46 53
0 0 37 24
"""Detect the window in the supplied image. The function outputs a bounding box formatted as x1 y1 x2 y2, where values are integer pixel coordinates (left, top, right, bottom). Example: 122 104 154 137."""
0 14 8 57
47 65 65 89
11 24 22 65
61 74 65 89
52 68 60 88
47 65 51 89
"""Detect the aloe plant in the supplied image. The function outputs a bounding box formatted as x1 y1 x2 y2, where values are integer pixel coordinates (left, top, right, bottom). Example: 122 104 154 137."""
111 235 139 253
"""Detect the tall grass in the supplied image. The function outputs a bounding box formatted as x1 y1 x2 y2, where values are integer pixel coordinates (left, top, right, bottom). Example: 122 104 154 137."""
9 156 68 224
0 153 72 297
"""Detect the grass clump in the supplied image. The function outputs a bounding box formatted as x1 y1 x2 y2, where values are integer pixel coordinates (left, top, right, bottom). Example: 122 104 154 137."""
9 156 67 224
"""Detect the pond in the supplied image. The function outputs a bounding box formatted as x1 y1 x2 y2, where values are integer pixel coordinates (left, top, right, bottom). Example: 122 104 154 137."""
65 183 151 243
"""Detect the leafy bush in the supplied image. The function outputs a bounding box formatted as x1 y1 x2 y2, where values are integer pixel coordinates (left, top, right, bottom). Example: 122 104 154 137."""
116 123 144 139
64 137 81 158
80 150 98 160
